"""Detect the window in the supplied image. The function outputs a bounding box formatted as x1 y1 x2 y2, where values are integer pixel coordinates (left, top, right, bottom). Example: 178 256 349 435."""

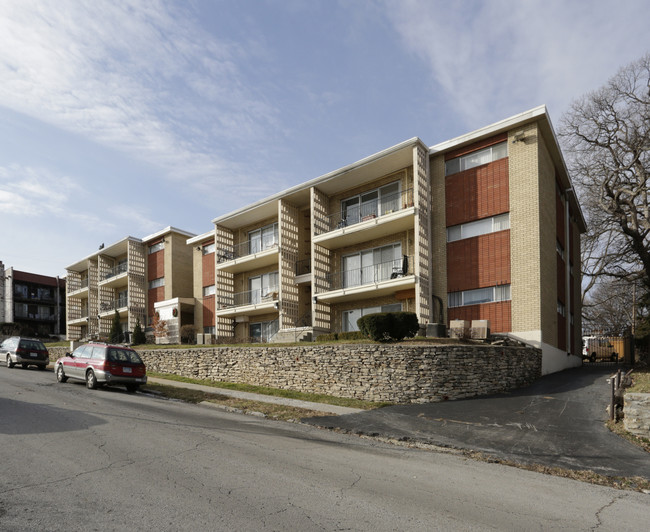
203 285 215 297
342 303 402 332
342 243 402 288
447 213 510 242
448 284 511 308
445 142 508 176
340 181 401 225
249 223 278 254
249 271 279 304
149 242 164 254
203 326 215 334
202 243 215 255
556 241 565 260
557 301 566 317
149 277 165 289
250 320 279 342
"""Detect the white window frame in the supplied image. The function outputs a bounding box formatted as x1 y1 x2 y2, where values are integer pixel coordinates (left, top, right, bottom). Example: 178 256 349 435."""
342 303 402 332
340 180 401 224
445 142 508 176
447 213 510 242
248 271 279 304
148 277 165 290
203 285 215 297
447 284 511 308
149 242 164 254
342 243 402 288
249 223 278 254
202 243 215 255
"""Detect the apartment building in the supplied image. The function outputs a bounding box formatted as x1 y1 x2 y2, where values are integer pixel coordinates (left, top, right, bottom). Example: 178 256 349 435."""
65 227 195 342
1 261 66 337
192 106 584 373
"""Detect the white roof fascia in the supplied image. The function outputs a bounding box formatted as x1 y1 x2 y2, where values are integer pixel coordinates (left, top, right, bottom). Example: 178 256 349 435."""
212 137 426 225
142 226 196 243
187 230 215 245
429 105 548 154
65 236 141 271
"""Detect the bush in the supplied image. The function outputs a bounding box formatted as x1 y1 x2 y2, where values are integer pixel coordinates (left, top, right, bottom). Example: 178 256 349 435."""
132 318 146 345
357 312 419 342
180 324 197 344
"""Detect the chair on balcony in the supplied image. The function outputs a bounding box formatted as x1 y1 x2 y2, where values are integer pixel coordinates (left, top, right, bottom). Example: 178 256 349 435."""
390 255 409 279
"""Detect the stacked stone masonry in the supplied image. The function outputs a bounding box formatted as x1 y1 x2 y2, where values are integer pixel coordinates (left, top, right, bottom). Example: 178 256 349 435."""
134 344 541 403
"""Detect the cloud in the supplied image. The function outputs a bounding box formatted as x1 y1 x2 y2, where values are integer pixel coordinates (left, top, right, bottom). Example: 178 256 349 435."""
382 0 650 128
0 0 281 194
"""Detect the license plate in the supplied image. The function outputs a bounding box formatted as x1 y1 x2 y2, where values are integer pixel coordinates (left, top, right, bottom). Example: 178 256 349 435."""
123 367 132 373
30 352 38 358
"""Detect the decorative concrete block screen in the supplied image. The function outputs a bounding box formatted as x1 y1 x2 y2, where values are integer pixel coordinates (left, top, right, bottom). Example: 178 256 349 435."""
136 344 541 403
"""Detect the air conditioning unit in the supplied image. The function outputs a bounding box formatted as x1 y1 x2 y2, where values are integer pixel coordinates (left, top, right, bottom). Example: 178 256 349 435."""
471 320 491 340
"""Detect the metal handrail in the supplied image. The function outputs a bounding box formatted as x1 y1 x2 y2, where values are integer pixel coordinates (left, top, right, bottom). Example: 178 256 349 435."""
217 286 279 309
316 255 412 292
217 236 279 263
315 188 414 235
102 262 128 281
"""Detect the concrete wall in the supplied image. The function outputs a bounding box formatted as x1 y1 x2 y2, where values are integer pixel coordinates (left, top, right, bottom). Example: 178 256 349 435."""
135 343 541 403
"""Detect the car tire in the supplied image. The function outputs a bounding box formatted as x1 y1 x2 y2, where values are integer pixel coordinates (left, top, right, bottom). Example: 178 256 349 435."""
56 365 68 383
610 352 618 362
86 370 98 390
125 384 139 393
22 363 28 369
589 354 596 363
6 355 14 369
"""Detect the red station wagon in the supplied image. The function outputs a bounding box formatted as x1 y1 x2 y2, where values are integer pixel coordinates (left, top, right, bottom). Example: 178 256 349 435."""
55 342 147 392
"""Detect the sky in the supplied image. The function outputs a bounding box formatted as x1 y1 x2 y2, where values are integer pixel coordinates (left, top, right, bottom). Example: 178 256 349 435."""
0 0 649 278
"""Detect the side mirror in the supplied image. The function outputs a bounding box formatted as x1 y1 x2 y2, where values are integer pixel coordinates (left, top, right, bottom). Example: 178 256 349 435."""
66 352 73 358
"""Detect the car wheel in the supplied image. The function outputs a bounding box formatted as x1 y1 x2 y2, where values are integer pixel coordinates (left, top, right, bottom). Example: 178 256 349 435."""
589 354 596 363
125 384 139 393
86 370 98 390
21 363 28 369
56 365 68 383
6 355 14 369
610 352 618 362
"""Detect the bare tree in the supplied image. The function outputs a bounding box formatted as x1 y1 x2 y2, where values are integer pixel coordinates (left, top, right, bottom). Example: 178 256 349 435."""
561 54 650 302
582 278 646 336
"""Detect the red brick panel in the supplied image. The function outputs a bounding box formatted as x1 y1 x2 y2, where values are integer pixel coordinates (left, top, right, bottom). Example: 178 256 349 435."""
202 295 215 329
447 231 511 292
556 190 565 247
557 253 566 303
448 301 512 333
557 312 567 351
202 252 215 287
445 158 509 227
148 287 164 321
148 250 164 281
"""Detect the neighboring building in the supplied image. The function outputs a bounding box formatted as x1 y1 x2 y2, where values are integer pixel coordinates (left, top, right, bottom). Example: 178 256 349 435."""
1 262 66 337
191 106 585 373
65 227 195 343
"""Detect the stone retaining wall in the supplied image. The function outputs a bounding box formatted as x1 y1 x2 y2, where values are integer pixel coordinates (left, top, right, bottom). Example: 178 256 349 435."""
623 393 650 437
134 344 541 403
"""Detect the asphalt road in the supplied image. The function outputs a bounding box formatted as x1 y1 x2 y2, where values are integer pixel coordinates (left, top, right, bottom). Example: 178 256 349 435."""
1 365 648 531
305 366 650 479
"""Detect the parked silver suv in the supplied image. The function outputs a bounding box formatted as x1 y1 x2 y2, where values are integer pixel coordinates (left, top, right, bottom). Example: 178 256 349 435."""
1 337 49 370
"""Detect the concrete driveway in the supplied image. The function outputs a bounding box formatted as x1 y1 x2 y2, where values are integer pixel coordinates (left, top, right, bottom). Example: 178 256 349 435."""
304 366 650 479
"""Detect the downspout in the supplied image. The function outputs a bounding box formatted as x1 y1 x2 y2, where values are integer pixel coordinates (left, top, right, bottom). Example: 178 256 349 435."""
565 189 572 355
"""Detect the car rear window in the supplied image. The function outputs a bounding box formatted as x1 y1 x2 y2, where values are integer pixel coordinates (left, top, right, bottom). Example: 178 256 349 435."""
107 348 142 364
19 340 46 351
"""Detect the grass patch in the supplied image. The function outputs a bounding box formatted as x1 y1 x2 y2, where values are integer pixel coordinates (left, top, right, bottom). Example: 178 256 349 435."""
629 369 650 393
142 382 339 422
147 371 390 410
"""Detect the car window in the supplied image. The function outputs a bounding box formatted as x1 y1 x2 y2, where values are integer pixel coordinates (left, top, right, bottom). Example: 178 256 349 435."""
74 345 92 358
19 340 46 351
107 348 142 364
90 346 106 360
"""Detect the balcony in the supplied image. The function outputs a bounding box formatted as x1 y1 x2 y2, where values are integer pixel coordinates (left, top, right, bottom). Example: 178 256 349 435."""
295 258 311 284
313 188 415 250
99 263 128 288
315 256 415 304
68 278 89 297
99 297 129 317
215 286 279 318
67 310 90 326
216 238 279 274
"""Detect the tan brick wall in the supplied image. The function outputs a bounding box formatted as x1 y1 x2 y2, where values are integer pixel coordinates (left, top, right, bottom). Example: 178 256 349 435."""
414 144 431 324
429 154 447 324
166 231 194 300
509 123 544 336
